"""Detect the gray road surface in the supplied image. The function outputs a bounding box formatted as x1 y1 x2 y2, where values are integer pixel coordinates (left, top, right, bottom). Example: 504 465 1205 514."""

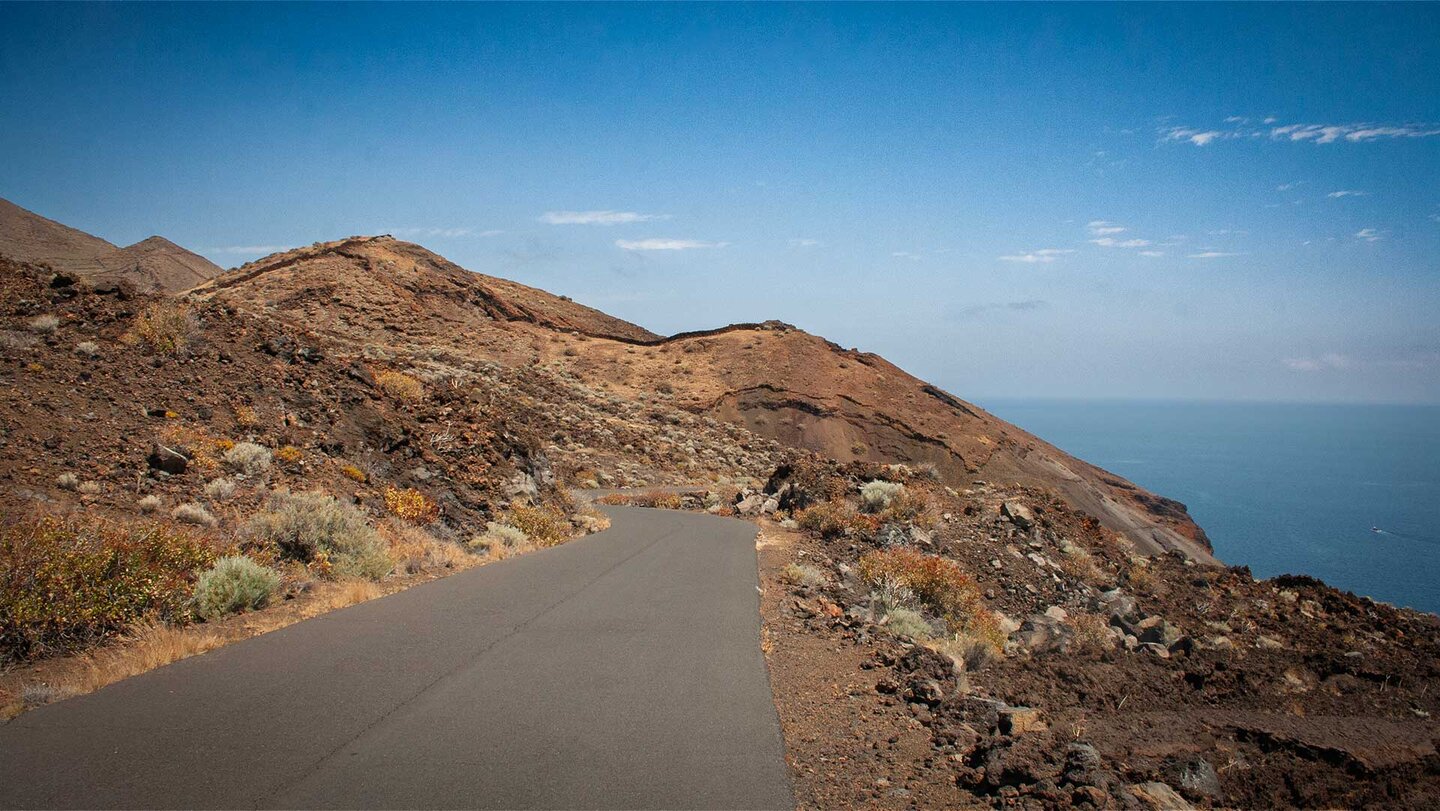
0 506 793 810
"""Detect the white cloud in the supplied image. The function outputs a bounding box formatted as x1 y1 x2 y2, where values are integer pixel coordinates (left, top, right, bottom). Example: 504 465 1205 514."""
1283 353 1352 373
615 238 727 251
1354 228 1383 242
1326 190 1369 199
1275 181 1304 191
388 227 493 238
541 210 670 225
998 249 1075 264
788 238 821 247
1091 237 1152 248
1087 220 1126 236
1187 251 1244 259
1162 119 1440 147
209 245 292 255
1139 250 1166 257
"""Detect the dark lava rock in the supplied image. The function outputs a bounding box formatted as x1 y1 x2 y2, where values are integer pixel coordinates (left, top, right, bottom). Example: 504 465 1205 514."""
147 443 189 474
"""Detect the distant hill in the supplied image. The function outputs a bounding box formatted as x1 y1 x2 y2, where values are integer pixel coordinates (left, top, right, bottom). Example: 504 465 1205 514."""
0 197 221 293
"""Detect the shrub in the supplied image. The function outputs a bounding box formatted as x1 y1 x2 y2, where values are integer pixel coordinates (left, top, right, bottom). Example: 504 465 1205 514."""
506 505 568 547
74 341 100 358
782 563 826 588
467 521 528 555
1066 612 1114 655
339 464 367 483
204 478 236 502
596 491 683 509
77 480 102 495
274 445 302 465
0 330 37 350
880 487 934 526
22 682 61 708
796 500 872 539
246 490 391 581
172 503 218 527
859 480 905 513
233 405 259 428
0 516 217 661
383 486 438 524
137 495 162 514
28 314 59 334
192 556 280 620
883 606 933 640
56 472 80 491
224 442 272 476
375 370 425 402
383 521 467 574
858 548 1002 652
124 302 195 355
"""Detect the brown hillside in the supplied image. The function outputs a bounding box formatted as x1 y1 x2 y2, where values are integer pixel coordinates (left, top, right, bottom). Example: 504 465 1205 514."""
196 236 1213 561
0 198 222 293
0 197 115 275
93 236 224 294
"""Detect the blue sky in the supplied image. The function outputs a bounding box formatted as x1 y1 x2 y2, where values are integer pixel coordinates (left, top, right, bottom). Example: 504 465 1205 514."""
2 2 1438 403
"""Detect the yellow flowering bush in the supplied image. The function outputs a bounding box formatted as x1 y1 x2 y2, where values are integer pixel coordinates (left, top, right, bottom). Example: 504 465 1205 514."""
384 486 439 524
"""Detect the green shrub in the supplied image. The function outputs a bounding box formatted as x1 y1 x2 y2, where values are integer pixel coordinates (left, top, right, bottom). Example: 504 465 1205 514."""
859 480 904 513
782 562 826 588
0 516 217 661
507 506 569 547
883 606 934 640
246 490 392 580
193 555 280 620
172 503 217 527
224 442 271 476
467 521 527 552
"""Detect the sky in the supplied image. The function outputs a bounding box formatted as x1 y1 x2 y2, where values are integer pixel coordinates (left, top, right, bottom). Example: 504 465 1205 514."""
2 2 1438 404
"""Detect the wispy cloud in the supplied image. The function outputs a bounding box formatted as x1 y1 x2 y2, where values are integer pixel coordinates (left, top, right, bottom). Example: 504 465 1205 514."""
388 227 499 238
541 210 670 225
615 238 727 251
1276 181 1305 191
1326 190 1370 199
208 245 293 255
1187 251 1244 259
892 251 924 260
998 248 1075 264
1283 353 1353 372
1091 237 1152 248
954 299 1048 317
1087 220 1126 236
788 238 821 248
1139 250 1166 258
1354 228 1384 242
1163 119 1440 147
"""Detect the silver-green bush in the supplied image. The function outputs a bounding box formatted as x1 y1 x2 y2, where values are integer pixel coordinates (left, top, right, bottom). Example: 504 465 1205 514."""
246 490 392 580
859 480 905 513
224 442 272 476
193 555 281 620
883 606 933 640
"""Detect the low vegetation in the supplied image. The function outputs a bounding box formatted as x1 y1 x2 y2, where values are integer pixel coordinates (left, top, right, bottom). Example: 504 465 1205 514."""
123 301 195 355
383 486 439 524
858 547 1005 652
375 369 425 402
507 505 569 547
192 555 281 620
0 516 217 662
245 490 392 581
223 442 272 476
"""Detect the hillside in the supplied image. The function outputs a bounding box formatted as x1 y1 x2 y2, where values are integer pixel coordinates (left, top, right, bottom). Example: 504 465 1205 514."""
197 236 1210 560
0 198 223 293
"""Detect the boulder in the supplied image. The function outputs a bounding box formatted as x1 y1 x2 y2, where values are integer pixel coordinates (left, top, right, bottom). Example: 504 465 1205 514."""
735 494 765 516
1130 781 1192 810
146 443 189 475
1001 501 1035 529
998 706 1047 735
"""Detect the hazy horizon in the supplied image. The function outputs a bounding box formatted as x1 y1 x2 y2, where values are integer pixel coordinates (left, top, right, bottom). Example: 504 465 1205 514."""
3 2 1438 404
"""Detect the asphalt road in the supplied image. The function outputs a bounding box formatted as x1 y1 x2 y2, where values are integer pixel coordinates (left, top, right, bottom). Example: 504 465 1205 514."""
0 506 793 810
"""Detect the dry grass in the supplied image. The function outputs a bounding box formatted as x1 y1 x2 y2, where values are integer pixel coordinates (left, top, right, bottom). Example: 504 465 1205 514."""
58 624 226 705
381 520 467 574
375 370 425 402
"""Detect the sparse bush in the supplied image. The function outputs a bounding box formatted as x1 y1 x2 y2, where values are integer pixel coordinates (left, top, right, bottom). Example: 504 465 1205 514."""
468 521 528 554
1066 612 1114 655
137 495 162 514
172 503 218 527
0 516 217 661
0 330 37 350
506 505 569 547
1058 546 1104 585
383 520 467 573
375 370 425 402
192 555 280 620
28 314 59 334
56 472 79 491
596 491 684 509
204 478 236 502
883 606 933 640
74 341 100 358
233 405 259 428
1127 563 1160 595
931 633 1000 671
384 486 438 524
123 302 195 354
77 480 102 495
859 480 905 513
224 442 271 476
880 487 934 526
339 463 368 483
275 445 302 465
246 490 391 581
796 500 873 539
858 547 1003 653
22 682 61 708
782 562 826 588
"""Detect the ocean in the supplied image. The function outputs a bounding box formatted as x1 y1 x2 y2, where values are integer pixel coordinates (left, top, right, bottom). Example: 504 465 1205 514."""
980 400 1440 616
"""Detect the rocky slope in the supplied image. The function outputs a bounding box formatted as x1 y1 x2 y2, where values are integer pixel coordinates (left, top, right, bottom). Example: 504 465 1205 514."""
0 197 222 293
194 235 1210 560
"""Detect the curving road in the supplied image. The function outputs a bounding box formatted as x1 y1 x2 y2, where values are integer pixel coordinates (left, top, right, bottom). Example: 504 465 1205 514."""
0 507 793 810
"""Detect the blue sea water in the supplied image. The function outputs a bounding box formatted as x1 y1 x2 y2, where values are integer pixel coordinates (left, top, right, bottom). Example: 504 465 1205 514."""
979 400 1440 616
